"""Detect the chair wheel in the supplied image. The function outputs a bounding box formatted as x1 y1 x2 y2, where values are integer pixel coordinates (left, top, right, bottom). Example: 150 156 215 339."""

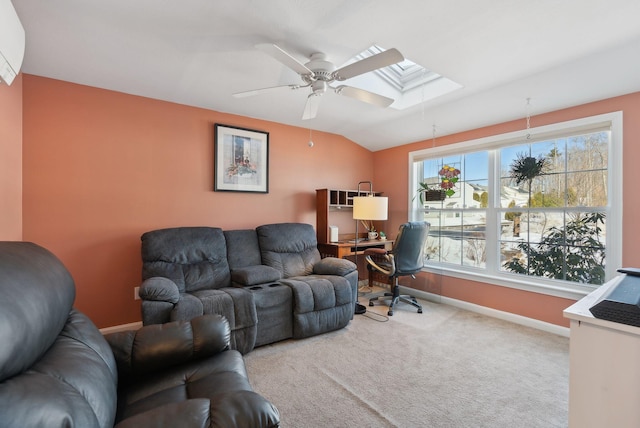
418 309 423 314
369 301 374 306
388 310 394 316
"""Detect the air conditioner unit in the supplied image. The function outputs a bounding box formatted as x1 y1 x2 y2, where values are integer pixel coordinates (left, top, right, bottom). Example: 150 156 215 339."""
0 0 25 86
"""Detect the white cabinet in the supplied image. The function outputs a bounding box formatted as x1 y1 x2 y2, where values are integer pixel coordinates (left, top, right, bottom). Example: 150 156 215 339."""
564 276 640 428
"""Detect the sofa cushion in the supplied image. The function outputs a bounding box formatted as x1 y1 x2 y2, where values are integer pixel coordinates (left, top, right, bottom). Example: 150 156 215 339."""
141 227 231 292
224 229 263 268
231 265 282 286
257 223 321 278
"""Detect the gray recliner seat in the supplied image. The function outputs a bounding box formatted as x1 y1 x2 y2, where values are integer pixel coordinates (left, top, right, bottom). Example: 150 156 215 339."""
224 228 294 347
257 223 357 338
140 227 257 354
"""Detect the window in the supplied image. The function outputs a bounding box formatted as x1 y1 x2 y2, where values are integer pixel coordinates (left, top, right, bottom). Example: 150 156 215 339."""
409 112 622 298
342 45 462 110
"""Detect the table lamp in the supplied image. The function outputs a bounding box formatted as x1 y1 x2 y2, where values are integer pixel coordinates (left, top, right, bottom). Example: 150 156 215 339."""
352 181 388 314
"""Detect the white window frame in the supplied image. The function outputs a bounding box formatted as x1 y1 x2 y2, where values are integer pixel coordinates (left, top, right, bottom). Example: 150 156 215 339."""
408 112 623 300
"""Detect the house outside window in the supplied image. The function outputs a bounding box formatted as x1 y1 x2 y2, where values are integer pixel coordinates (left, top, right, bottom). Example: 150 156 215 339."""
409 112 622 299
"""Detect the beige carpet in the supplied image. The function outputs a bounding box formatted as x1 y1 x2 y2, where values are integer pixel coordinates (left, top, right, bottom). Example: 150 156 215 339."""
244 297 569 428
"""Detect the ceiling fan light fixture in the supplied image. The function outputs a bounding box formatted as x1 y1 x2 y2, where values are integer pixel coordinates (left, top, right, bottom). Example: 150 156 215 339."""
311 80 327 95
236 43 406 120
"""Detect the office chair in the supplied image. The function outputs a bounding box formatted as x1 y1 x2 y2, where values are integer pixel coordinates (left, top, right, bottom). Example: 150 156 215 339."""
364 221 430 316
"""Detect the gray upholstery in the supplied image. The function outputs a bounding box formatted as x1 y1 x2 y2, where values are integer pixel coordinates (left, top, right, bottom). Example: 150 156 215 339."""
282 276 353 338
224 229 263 268
0 242 279 428
142 227 231 292
140 227 258 354
140 223 358 352
257 223 356 336
257 223 321 277
225 229 283 286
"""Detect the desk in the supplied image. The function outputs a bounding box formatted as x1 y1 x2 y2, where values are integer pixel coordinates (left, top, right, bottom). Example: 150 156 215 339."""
318 239 393 282
318 239 393 259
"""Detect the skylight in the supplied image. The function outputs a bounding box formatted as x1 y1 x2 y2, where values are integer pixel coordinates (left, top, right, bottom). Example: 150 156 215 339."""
345 45 462 110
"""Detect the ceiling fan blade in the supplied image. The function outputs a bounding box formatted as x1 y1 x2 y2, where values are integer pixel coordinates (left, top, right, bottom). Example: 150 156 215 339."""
333 48 404 81
334 85 394 108
256 43 314 76
302 94 321 120
233 84 301 98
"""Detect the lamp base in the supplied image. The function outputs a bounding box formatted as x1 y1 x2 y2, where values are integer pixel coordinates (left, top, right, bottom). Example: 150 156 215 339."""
355 302 367 315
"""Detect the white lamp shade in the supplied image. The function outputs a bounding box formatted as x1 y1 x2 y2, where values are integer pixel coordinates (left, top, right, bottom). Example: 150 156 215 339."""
352 196 388 220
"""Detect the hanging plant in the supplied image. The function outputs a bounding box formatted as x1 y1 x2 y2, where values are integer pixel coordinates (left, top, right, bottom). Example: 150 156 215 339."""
414 164 461 204
509 153 547 186
413 181 443 204
509 153 548 205
438 165 461 197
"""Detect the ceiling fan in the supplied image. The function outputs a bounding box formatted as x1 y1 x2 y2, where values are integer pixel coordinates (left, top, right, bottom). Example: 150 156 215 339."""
233 43 405 120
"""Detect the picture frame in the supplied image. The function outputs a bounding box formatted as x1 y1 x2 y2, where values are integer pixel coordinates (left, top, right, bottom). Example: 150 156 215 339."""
214 124 269 193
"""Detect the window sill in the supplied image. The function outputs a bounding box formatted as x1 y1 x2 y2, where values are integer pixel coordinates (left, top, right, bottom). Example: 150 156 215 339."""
422 264 599 301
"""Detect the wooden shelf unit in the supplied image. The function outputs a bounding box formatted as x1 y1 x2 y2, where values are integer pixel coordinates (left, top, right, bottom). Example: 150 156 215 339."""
316 188 382 244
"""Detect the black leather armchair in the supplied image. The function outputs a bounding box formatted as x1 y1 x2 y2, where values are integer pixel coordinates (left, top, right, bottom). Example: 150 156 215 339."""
0 241 280 427
364 221 430 316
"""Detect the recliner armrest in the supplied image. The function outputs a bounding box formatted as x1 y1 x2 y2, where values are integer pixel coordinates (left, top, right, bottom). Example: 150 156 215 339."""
313 257 357 276
139 277 180 303
105 314 231 377
114 393 280 428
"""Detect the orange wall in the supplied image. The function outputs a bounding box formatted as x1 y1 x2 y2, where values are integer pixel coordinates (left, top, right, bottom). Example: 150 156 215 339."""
374 92 640 327
0 74 23 240
22 75 374 328
15 73 640 329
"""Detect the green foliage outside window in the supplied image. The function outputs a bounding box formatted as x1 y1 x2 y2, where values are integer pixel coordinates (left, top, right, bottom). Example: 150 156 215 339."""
503 212 606 285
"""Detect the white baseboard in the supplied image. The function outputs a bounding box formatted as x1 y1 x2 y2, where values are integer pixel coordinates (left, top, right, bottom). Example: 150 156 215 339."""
401 286 570 338
99 321 142 335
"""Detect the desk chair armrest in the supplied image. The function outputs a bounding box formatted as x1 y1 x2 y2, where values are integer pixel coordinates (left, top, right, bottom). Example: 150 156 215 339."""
364 250 396 277
363 248 388 256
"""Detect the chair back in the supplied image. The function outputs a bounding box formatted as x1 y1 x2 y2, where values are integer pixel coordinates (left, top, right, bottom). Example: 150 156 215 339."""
141 227 231 292
391 222 430 276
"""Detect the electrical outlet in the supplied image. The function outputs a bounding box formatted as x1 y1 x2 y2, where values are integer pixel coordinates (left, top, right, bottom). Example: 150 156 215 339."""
134 286 140 300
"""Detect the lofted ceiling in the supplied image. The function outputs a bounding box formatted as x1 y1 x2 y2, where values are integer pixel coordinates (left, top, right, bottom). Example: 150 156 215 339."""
12 0 640 151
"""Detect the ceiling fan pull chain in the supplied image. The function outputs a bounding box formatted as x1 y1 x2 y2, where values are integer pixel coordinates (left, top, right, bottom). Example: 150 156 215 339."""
525 97 532 140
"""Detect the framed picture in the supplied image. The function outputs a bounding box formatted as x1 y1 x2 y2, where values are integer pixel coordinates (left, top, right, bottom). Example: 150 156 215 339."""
214 124 269 193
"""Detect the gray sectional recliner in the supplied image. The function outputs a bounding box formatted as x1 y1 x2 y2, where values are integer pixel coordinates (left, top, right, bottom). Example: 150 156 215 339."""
140 223 358 354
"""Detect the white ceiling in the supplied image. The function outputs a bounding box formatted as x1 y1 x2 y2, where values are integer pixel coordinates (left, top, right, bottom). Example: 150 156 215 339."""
13 0 640 151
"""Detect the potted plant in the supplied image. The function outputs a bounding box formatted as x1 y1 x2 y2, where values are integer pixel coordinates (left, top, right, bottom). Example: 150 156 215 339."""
438 165 461 197
414 165 461 204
